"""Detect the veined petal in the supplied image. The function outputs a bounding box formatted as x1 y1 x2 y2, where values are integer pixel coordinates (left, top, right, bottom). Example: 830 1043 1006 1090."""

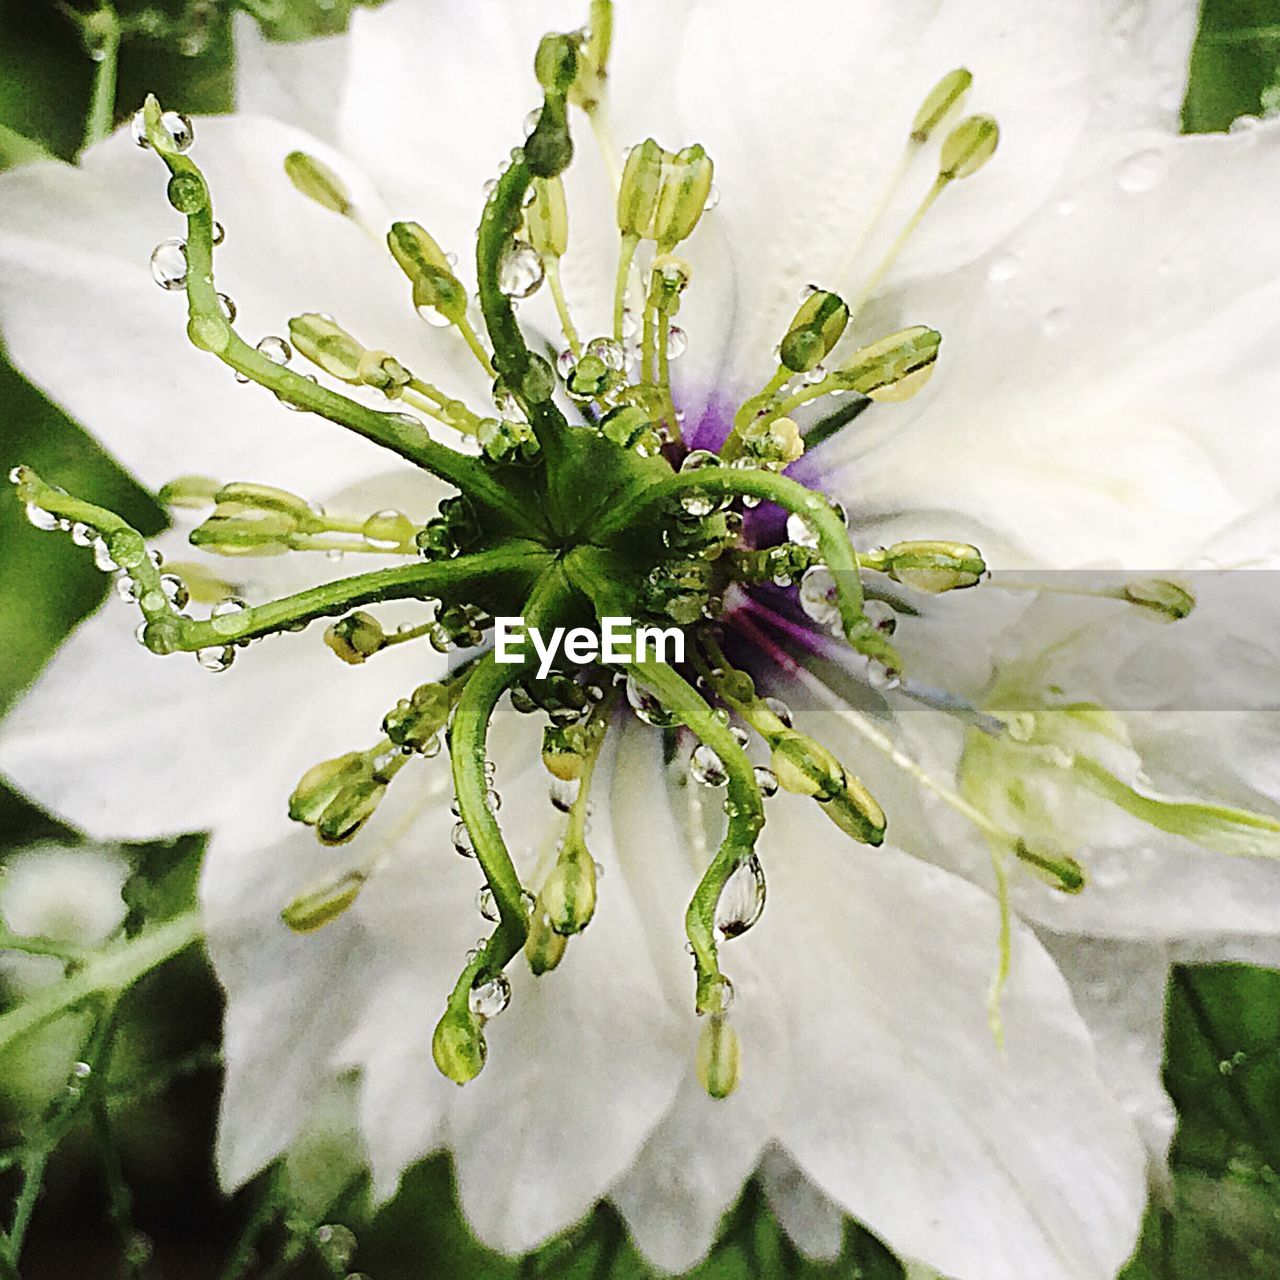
825 123 1280 569
679 0 1110 388
757 797 1147 1280
232 12 351 143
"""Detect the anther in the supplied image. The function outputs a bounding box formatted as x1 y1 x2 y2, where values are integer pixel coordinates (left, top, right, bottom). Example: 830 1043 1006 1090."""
779 289 849 374
938 114 1000 182
910 68 974 144
281 869 368 933
284 151 353 217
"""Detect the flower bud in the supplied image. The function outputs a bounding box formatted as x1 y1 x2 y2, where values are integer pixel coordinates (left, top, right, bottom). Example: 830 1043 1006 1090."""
315 777 386 846
655 144 714 250
779 289 849 373
214 482 315 520
1121 578 1195 622
617 137 664 237
324 611 387 664
288 313 364 382
432 1008 487 1084
288 751 367 825
1013 840 1086 894
158 475 220 509
696 1014 741 1100
568 0 613 111
910 68 973 143
741 416 804 468
526 176 568 258
882 540 985 593
770 730 845 800
189 512 296 556
281 869 367 933
283 151 352 216
525 905 568 974
535 32 579 94
355 348 411 397
833 326 941 402
541 844 597 935
818 773 887 847
387 222 468 324
939 114 999 181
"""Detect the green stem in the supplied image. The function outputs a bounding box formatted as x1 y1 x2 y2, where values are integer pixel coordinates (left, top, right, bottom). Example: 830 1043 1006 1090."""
0 929 85 964
565 688 618 847
0 914 200 1057
83 7 122 150
474 152 573 468
625 659 764 1014
730 365 791 436
140 100 539 538
544 257 582 356
443 567 577 1012
613 233 639 345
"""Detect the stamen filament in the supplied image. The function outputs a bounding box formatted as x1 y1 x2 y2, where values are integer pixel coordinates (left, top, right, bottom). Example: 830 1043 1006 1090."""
846 175 946 322
455 316 498 380
730 365 792 436
613 232 639 344
83 5 122 149
543 257 583 356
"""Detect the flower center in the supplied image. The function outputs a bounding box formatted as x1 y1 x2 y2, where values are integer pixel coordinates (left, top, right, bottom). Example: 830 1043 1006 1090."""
12 2 1250 1097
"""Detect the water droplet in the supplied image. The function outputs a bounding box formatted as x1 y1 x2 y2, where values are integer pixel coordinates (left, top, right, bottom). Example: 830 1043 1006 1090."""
729 725 750 749
131 109 193 152
802 363 826 385
690 743 729 787
987 253 1019 284
468 972 512 1019
866 657 900 691
159 573 189 608
678 450 723 515
523 106 543 136
93 538 119 571
69 521 96 547
477 886 499 922
1042 306 1068 338
452 821 476 858
716 853 766 939
1117 149 1166 194
862 599 897 634
786 511 820 548
255 335 292 365
556 348 576 379
666 325 688 359
72 1060 92 1079
166 172 206 214
703 183 720 211
150 238 188 291
549 777 579 812
416 300 453 327
211 221 226 247
762 696 792 727
217 293 237 323
625 672 681 727
620 308 639 340
114 574 140 603
195 645 235 672
798 565 840 629
753 766 779 797
586 336 625 371
314 1223 357 1270
497 240 544 298
1056 194 1076 216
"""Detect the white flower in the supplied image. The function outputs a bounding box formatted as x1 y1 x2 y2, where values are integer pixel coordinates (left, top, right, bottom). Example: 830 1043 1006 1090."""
0 3 1278 1279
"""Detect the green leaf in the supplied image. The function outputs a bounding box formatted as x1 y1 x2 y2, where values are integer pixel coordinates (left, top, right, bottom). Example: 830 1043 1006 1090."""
1184 0 1280 131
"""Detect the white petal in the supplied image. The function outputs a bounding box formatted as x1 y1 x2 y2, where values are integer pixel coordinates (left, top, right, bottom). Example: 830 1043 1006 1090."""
679 0 1110 388
823 124 1280 568
758 1145 846 1263
758 799 1147 1280
233 13 351 143
208 818 378 1188
0 117 475 495
1098 0 1199 130
1038 932 1177 1172
0 524 445 843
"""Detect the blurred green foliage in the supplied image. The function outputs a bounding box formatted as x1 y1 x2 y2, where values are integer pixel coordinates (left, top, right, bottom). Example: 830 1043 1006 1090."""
1 0 1280 1276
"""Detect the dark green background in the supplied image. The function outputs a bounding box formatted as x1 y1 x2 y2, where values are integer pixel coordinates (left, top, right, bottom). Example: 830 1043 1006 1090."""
1 1 1280 1276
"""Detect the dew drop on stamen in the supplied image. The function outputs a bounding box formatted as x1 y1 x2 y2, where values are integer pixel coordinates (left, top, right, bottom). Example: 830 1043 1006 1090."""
753 766 779 797
716 853 766 940
862 599 898 635
166 173 206 214
69 521 96 547
497 240 544 298
159 573 189 608
131 109 193 152
93 539 120 572
666 325 688 359
477 886 500 922
468 972 511 1020
690 743 729 787
211 221 226 247
216 293 237 323
556 348 576 378
150 239 188 291
313 1224 356 1271
866 657 901 691
549 777 580 812
786 511 820 549
114 574 140 603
